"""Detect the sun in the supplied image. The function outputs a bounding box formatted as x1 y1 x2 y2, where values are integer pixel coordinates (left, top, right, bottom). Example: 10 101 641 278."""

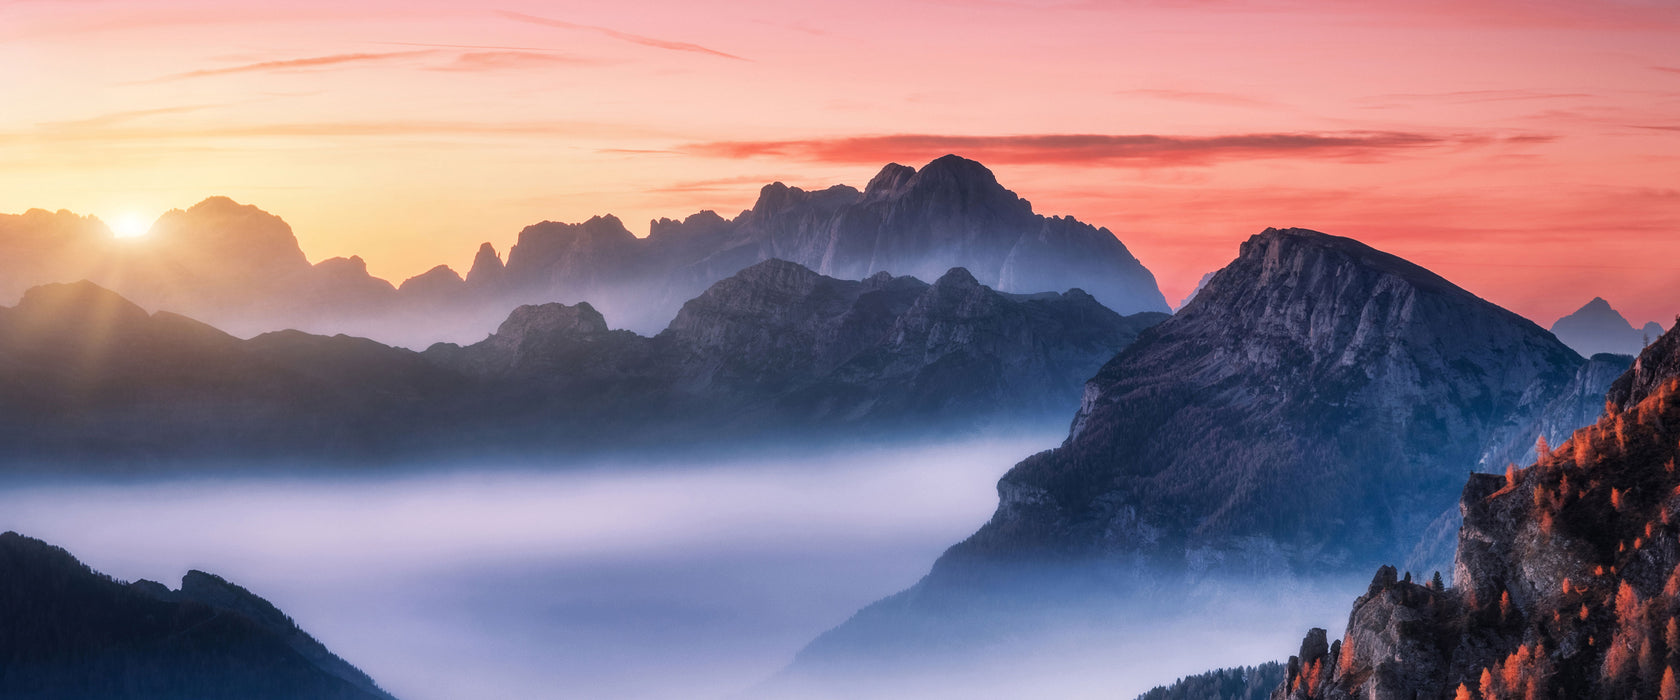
109 212 153 239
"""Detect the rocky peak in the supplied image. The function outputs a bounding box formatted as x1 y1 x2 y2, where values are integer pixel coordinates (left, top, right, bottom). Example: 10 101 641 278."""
930 266 982 291
495 302 610 343
863 162 917 197
466 242 504 286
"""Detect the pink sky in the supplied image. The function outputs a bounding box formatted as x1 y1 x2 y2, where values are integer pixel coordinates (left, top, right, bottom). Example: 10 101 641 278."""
4 0 1678 325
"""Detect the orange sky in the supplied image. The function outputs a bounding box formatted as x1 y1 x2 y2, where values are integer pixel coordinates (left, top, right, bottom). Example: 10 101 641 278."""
4 0 1679 325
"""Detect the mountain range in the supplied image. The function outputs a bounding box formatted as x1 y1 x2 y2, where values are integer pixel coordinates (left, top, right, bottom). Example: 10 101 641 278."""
1550 296 1667 358
0 156 1168 347
780 227 1625 692
0 531 390 700
0 260 1164 467
1272 316 1680 699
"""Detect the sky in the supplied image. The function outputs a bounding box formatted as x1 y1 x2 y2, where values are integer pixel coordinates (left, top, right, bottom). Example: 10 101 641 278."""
3 0 1679 324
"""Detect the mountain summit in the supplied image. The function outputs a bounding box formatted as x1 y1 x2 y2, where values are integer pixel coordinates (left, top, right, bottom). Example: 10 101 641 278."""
784 228 1616 692
1550 296 1664 357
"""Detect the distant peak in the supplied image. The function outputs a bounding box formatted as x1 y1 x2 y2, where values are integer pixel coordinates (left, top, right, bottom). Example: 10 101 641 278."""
932 266 981 289
497 301 609 339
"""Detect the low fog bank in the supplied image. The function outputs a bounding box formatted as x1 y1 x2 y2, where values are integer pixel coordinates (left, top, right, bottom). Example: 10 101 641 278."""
0 436 1371 699
759 572 1366 700
0 436 1050 700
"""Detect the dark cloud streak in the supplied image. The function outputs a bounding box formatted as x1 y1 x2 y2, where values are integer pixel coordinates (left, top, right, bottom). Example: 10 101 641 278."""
686 132 1554 167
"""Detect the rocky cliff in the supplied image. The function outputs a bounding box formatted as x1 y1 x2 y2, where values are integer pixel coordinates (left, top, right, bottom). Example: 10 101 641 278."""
785 228 1613 688
0 531 393 700
1273 321 1680 700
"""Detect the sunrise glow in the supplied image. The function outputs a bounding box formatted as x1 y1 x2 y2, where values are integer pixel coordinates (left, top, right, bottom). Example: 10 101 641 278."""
108 213 152 239
4 0 1679 323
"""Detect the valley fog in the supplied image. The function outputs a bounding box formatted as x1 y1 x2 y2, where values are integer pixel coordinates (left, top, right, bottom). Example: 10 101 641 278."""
0 438 1358 700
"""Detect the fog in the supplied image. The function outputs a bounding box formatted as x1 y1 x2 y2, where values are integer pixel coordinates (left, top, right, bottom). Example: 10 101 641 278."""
0 437 1360 700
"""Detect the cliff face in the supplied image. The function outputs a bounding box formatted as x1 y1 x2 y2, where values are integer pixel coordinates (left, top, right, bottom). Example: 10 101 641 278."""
959 228 1584 572
0 532 393 700
786 228 1610 685
1275 322 1680 700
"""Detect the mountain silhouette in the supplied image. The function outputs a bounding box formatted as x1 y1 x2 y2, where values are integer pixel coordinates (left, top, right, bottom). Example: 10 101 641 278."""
0 262 1165 466
0 156 1167 348
0 531 393 700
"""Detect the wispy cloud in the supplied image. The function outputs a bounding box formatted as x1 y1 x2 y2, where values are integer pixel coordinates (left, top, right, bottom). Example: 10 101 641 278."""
686 132 1554 167
11 119 670 146
144 51 434 82
430 51 599 72
1656 67 1680 76
497 11 748 61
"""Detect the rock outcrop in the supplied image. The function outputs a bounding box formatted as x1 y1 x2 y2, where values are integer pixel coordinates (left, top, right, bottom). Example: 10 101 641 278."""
0 531 394 700
1274 321 1680 700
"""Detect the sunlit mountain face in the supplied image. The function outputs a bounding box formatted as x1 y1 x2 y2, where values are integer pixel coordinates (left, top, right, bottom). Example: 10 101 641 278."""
3 2 1679 700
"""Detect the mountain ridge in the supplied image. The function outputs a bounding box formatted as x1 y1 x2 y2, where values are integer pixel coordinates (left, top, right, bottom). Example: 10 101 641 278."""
0 156 1168 347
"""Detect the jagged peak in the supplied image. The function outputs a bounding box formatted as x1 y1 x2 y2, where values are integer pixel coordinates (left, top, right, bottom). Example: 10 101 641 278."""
864 162 917 196
467 242 504 285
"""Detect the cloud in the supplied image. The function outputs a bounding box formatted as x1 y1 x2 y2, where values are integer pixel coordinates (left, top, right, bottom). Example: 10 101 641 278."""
12 119 671 146
146 51 434 82
685 132 1554 167
430 51 599 72
497 11 747 61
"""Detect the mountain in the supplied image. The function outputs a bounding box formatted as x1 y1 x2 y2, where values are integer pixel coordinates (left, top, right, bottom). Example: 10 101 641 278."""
0 157 1167 348
1551 297 1665 358
781 228 1617 691
0 531 392 700
0 261 1164 466
1271 322 1680 700
422 259 1167 441
0 280 463 465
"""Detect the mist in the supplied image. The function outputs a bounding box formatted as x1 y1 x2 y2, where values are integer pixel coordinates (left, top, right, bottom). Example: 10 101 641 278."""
0 437 1360 700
